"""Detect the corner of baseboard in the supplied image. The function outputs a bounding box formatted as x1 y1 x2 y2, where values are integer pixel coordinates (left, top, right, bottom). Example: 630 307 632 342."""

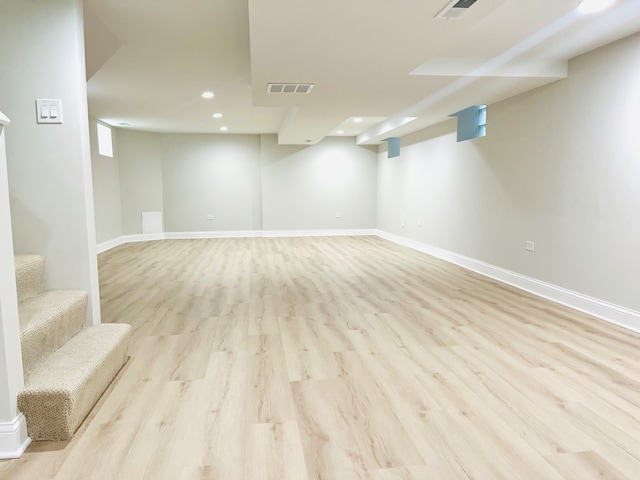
97 236 127 254
0 413 31 460
97 233 169 253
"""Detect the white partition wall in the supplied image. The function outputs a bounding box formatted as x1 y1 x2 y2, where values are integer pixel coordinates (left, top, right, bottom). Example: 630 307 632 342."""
0 0 100 326
0 112 30 458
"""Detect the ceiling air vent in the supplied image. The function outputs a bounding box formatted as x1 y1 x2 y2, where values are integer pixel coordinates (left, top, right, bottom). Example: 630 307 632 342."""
267 83 314 94
436 0 478 19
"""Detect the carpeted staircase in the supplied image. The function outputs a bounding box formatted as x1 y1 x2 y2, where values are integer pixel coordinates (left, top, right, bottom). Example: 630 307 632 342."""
14 254 131 441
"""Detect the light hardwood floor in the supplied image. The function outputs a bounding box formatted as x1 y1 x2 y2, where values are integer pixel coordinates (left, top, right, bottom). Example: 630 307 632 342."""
2 236 640 479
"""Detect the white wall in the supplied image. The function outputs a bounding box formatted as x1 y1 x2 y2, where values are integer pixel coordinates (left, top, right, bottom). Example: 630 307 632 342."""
90 118 123 243
0 0 100 324
0 114 24 426
117 130 164 235
261 135 378 230
377 32 640 313
100 132 377 236
161 134 262 232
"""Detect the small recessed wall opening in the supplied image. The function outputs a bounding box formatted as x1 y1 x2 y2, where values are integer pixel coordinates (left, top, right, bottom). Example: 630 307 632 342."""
97 123 113 157
449 105 487 142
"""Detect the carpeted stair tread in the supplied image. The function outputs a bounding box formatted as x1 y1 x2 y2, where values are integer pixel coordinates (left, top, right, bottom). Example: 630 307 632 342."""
14 252 132 443
19 290 88 375
14 254 45 303
18 323 131 441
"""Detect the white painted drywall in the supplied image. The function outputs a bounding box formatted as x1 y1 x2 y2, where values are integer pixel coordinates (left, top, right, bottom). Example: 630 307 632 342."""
261 135 378 230
90 118 124 243
0 0 100 324
117 129 164 234
111 133 376 235
0 114 24 423
161 134 262 232
377 32 640 312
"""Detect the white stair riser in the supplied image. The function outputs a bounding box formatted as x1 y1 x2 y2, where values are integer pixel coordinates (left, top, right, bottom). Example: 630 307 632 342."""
20 293 88 376
14 255 45 303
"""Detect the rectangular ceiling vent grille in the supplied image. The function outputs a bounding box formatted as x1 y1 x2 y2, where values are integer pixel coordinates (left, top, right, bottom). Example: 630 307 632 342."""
436 0 478 19
267 83 314 94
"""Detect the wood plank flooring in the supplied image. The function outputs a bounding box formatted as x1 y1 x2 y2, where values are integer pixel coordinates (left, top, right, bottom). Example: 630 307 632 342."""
2 236 640 479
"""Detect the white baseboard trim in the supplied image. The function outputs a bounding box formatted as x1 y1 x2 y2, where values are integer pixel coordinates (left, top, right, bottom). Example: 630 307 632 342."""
97 234 166 254
376 230 640 333
96 236 126 254
0 413 31 459
125 233 166 242
164 230 263 239
97 229 377 253
262 229 376 238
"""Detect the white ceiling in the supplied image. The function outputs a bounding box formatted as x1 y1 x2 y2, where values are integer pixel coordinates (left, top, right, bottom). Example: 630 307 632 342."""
84 0 640 145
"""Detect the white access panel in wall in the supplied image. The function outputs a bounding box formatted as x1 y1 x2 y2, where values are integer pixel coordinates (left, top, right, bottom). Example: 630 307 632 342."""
141 211 163 234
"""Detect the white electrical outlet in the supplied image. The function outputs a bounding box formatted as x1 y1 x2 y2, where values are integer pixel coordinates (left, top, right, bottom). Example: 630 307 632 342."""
525 241 535 252
417 220 422 227
335 213 342 218
206 215 214 220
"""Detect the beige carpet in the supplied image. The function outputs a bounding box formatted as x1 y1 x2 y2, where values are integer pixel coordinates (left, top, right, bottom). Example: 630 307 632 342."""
15 254 131 441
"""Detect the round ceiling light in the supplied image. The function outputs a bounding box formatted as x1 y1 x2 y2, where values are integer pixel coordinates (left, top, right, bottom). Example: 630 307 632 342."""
201 91 214 99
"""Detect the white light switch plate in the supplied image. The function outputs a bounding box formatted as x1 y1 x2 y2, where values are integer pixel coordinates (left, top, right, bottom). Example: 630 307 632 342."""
36 99 63 124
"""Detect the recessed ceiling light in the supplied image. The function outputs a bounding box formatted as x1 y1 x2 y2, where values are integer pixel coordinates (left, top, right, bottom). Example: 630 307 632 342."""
353 117 363 123
212 113 223 119
578 0 615 14
201 91 214 99
219 126 228 132
337 130 344 135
